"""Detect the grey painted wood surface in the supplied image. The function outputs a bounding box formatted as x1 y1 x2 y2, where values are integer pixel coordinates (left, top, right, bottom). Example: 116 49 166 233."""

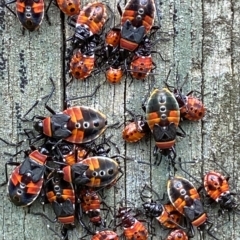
0 0 239 239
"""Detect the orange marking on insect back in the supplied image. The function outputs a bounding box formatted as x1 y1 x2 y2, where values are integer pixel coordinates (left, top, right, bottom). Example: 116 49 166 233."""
88 178 101 187
46 191 56 202
147 112 160 129
64 153 76 165
58 215 74 224
67 129 84 143
70 52 95 80
72 107 83 120
168 110 180 126
16 2 26 12
10 167 22 186
26 180 43 194
204 171 229 201
105 29 121 47
29 150 48 165
43 117 52 137
155 140 175 149
189 188 200 199
32 1 44 13
61 166 72 183
106 67 123 84
120 38 139 51
191 213 207 227
173 198 185 214
62 189 75 202
91 157 100 169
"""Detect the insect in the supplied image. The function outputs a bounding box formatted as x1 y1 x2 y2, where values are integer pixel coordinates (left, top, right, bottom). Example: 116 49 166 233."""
68 1 109 51
179 156 240 216
69 48 95 80
44 168 76 225
96 28 125 84
166 229 188 240
140 184 184 230
105 66 124 84
74 156 122 188
55 142 89 166
77 188 109 227
57 154 122 189
105 28 121 49
143 201 184 229
35 105 107 144
69 34 102 80
122 115 149 143
115 207 149 240
145 88 185 165
179 95 205 121
22 78 107 145
5 0 44 31
1 147 49 206
118 0 156 52
91 230 119 240
129 36 155 80
165 76 206 121
46 0 80 17
204 170 240 214
167 175 218 239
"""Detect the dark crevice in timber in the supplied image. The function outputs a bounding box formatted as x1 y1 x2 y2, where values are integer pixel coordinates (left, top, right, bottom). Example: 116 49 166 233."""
61 11 66 109
200 0 205 177
19 50 28 93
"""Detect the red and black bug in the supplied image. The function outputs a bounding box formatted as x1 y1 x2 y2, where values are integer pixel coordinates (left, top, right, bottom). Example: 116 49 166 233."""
22 78 107 145
178 156 240 216
115 207 149 240
46 0 80 17
167 175 218 240
69 47 95 80
57 153 122 189
91 27 124 84
72 156 122 188
78 188 103 226
68 1 109 51
77 188 110 228
122 113 149 143
179 95 205 121
145 88 185 165
35 105 107 144
44 168 76 225
129 35 156 80
165 76 206 121
1 146 49 206
5 0 44 31
143 201 184 230
204 170 240 214
69 35 101 80
140 184 184 230
105 28 121 49
166 229 188 240
118 0 156 52
105 66 124 84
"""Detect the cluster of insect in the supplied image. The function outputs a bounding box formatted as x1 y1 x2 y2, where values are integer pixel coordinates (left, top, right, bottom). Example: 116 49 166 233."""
6 0 162 83
3 0 240 239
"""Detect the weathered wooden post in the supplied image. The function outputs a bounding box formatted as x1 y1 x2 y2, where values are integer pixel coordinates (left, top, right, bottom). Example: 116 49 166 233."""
0 0 239 239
